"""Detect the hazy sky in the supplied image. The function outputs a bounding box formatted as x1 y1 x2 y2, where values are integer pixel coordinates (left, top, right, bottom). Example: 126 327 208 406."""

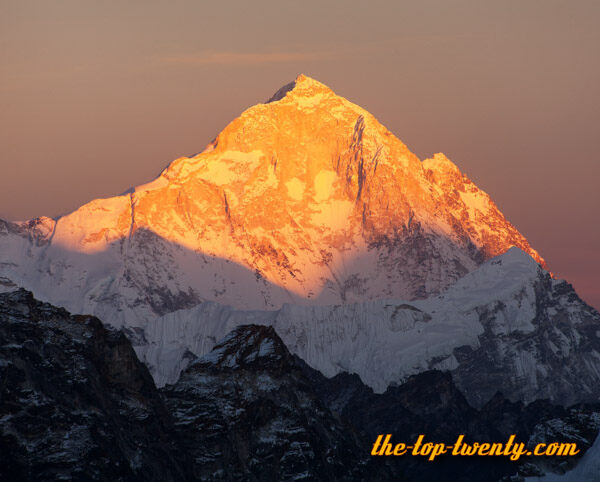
1 0 599 308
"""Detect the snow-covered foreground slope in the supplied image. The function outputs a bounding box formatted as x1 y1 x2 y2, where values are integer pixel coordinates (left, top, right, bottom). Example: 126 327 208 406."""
136 248 600 407
0 75 543 329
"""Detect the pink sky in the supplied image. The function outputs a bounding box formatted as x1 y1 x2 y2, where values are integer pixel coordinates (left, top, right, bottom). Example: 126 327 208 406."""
1 0 598 308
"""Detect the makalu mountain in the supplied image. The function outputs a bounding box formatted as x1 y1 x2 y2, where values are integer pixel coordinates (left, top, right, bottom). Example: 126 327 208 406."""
1 75 599 411
0 74 543 321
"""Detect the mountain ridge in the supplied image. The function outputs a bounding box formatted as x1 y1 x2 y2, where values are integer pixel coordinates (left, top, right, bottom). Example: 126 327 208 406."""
134 247 600 407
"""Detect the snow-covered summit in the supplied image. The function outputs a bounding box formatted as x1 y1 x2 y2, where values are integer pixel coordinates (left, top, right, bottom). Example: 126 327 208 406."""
0 76 545 332
265 74 330 103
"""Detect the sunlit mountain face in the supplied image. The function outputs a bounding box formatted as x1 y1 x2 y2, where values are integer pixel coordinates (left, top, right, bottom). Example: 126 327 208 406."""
0 74 543 328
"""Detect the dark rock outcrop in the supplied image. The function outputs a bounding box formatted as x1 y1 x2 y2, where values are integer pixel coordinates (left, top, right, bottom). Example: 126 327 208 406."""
0 289 188 481
161 323 600 481
161 324 386 481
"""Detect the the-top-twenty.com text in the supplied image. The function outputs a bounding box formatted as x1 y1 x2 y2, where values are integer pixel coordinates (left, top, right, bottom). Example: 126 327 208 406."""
371 434 579 461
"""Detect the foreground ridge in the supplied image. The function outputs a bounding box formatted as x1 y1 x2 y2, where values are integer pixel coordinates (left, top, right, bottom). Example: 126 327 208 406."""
2 291 596 482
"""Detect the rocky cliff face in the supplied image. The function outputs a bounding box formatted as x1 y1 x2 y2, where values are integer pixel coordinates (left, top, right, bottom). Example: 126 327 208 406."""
0 289 188 481
0 75 543 330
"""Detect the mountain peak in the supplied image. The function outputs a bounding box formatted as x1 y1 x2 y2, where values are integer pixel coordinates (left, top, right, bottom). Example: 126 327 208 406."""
295 73 312 83
291 73 332 92
266 74 333 103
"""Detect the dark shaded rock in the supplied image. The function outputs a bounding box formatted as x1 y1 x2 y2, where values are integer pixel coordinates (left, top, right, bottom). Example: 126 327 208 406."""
302 357 599 481
0 289 188 481
161 324 387 481
162 323 600 481
451 273 600 408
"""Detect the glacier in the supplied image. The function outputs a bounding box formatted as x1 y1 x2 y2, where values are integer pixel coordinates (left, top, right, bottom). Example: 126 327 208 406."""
135 248 600 407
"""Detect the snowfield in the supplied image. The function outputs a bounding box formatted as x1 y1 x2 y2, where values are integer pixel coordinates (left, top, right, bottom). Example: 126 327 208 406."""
136 248 600 408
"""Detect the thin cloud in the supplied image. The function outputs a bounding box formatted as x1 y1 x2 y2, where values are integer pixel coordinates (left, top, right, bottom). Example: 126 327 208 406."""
161 50 330 66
